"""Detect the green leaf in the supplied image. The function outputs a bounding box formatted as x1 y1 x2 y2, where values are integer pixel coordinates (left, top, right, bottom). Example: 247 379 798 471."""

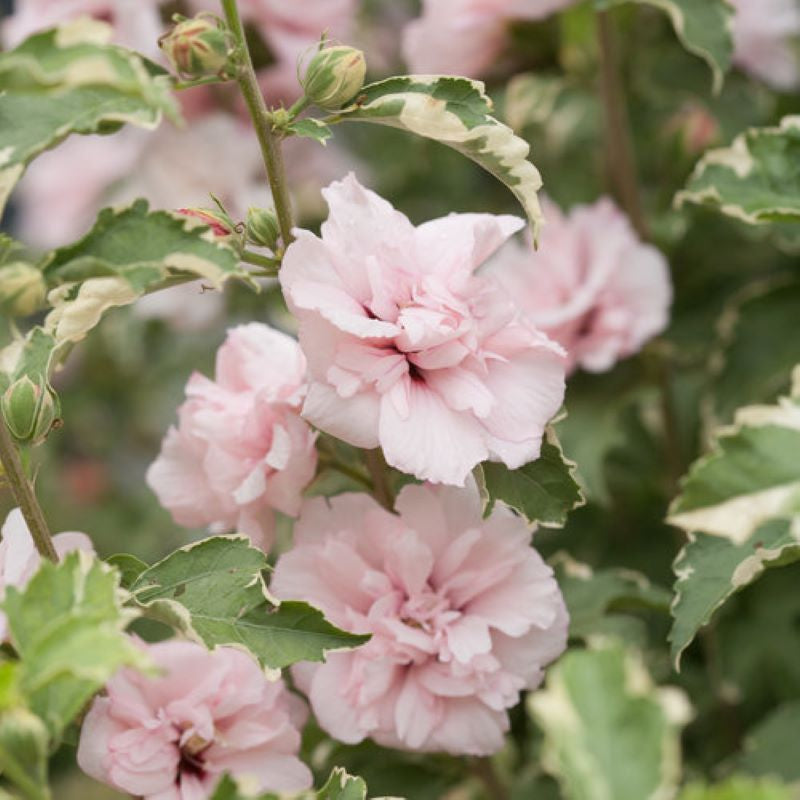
709 277 800 422
480 428 584 527
679 777 794 800
287 118 333 144
1 552 147 741
676 116 800 224
336 76 544 241
0 18 177 216
209 768 373 800
105 553 149 590
599 0 734 93
668 366 800 545
129 536 369 670
739 701 800 782
0 706 50 800
528 641 690 800
552 553 671 641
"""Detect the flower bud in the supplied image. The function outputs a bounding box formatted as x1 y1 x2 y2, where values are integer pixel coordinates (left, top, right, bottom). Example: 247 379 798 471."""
1 376 59 445
245 206 280 250
176 207 236 239
302 45 366 110
0 262 46 317
159 15 232 80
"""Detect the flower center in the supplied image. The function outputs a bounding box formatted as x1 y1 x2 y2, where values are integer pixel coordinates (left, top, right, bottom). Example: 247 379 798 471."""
399 587 451 632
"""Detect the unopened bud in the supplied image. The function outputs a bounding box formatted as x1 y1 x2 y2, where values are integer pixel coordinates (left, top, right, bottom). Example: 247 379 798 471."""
159 14 232 80
302 45 366 110
245 207 280 250
176 207 236 239
1 376 59 445
0 262 46 317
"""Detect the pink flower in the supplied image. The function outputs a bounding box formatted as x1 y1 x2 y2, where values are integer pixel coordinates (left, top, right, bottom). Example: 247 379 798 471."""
402 0 576 76
77 640 312 799
0 508 94 640
485 197 672 374
1 0 165 58
280 174 566 486
146 323 317 549
271 481 568 756
730 0 800 90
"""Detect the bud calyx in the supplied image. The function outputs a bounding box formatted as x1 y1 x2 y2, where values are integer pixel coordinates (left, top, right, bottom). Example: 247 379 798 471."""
302 45 366 110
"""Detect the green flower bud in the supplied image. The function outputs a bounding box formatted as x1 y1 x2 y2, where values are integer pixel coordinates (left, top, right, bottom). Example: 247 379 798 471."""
176 207 237 238
159 15 232 80
1 376 58 445
0 262 46 317
245 206 280 250
302 45 366 110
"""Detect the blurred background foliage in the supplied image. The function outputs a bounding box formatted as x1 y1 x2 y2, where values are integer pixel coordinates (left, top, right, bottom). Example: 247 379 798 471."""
2 0 800 797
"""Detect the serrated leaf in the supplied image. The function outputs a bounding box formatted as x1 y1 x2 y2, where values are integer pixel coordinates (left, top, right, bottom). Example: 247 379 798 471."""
669 520 800 668
668 367 800 545
130 536 369 670
529 641 689 800
679 777 793 800
709 277 800 423
287 118 333 144
481 429 584 527
0 706 50 800
676 116 800 225
599 0 734 93
1 552 146 741
105 553 148 590
336 76 544 241
739 701 800 783
210 767 376 800
552 553 671 641
0 19 177 216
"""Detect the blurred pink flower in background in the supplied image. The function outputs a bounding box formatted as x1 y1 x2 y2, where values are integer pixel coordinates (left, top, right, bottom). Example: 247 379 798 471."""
0 508 94 640
272 480 568 756
1 0 165 57
486 197 671 374
402 0 576 77
280 174 566 486
78 640 312 799
730 0 800 90
146 323 317 549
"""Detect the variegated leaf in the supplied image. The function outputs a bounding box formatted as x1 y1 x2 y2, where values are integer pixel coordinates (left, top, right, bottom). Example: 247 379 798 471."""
335 76 544 241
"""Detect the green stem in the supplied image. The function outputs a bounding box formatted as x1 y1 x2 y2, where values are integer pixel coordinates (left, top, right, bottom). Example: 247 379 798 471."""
287 95 311 120
241 249 280 271
364 449 393 510
172 75 229 91
596 9 648 239
220 0 295 248
0 422 57 562
317 454 373 491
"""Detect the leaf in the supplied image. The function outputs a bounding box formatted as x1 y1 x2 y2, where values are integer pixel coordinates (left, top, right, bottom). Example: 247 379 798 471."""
709 276 800 422
552 553 671 641
481 429 585 527
287 118 333 144
679 777 794 800
528 641 690 800
739 701 800 782
210 768 376 799
668 367 800 545
336 76 544 241
0 19 177 216
1 552 146 741
0 706 50 800
106 553 149 590
676 116 800 225
129 536 369 670
599 0 734 93
669 520 800 669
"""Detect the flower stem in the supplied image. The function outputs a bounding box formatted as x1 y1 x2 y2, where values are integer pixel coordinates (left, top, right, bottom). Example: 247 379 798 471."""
287 95 311 120
0 422 57 561
172 75 229 91
220 0 295 249
470 758 509 800
240 249 280 272
596 9 648 239
364 449 393 510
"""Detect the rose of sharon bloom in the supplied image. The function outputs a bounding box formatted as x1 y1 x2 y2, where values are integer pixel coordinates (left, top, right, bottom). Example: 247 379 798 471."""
77 640 312 799
730 0 800 90
0 508 94 640
403 0 576 76
485 197 672 374
271 481 569 755
280 174 566 486
146 323 317 549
